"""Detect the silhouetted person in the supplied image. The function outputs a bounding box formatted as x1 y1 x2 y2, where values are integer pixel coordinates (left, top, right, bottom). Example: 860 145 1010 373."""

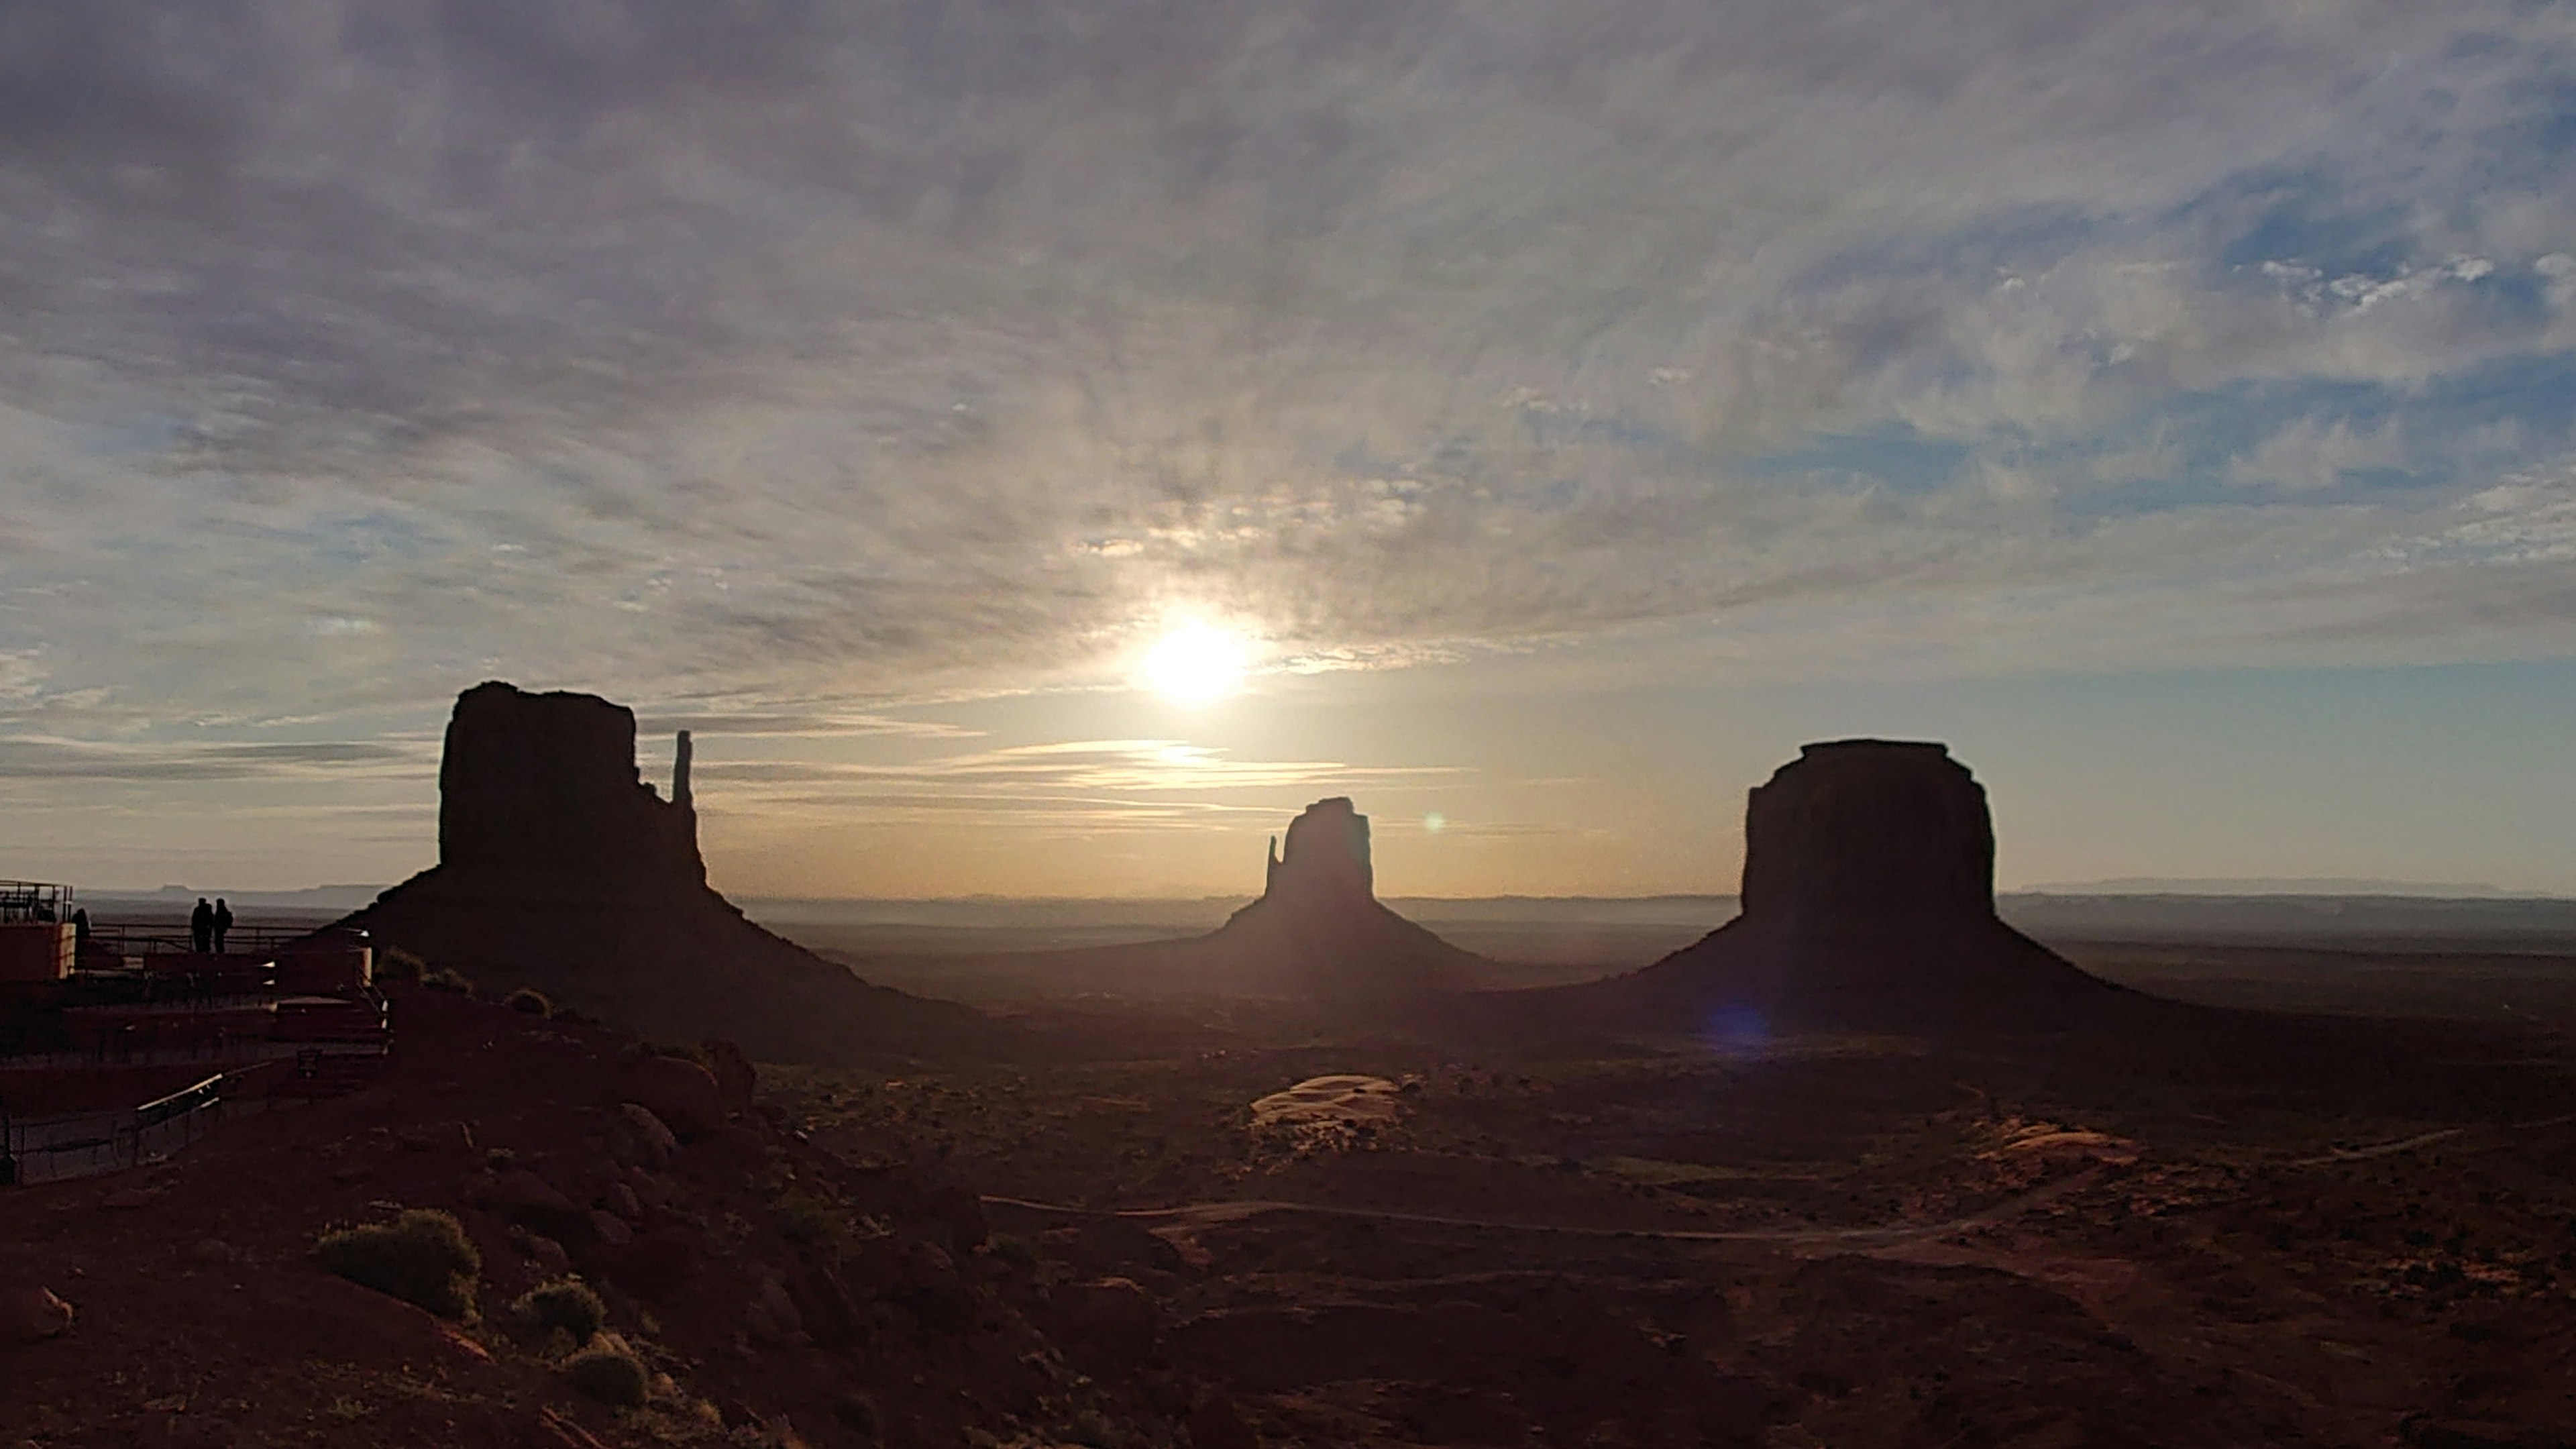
72 906 89 951
211 898 233 954
190 898 213 954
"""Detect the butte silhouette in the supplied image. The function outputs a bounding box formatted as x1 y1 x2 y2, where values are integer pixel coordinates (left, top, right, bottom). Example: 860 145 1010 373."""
340 682 990 1061
1198 796 1486 997
1012 797 1490 1000
1527 740 2119 1037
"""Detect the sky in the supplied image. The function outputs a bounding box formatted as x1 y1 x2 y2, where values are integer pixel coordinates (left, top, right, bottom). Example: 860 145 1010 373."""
1 1 2573 899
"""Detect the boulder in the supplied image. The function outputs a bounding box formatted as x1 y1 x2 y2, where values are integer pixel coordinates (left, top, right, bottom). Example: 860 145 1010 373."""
606 1103 677 1171
1 1284 74 1344
492 1169 592 1243
622 1057 727 1140
786 1263 863 1348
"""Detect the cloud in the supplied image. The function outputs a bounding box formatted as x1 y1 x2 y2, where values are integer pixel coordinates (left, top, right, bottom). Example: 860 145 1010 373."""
700 738 1460 796
0 734 431 784
2 0 2575 761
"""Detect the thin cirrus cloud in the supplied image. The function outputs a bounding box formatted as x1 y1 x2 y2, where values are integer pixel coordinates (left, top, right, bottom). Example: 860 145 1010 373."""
699 739 1460 796
1 1 2573 867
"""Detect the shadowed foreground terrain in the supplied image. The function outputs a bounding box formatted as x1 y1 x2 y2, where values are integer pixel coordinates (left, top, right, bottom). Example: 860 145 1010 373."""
13 737 2573 1448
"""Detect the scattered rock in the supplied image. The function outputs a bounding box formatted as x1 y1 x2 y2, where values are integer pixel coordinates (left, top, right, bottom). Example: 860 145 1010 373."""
515 1234 572 1273
189 1238 235 1267
608 1103 678 1171
1065 1277 1161 1371
605 1182 643 1222
492 1169 591 1242
101 1188 155 1210
623 1057 727 1140
0 1285 74 1344
1188 1391 1261 1449
589 1211 634 1248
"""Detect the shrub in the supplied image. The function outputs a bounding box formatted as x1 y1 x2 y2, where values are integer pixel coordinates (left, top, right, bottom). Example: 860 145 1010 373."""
421 965 476 996
504 987 553 1017
374 948 426 985
316 1208 481 1320
514 1276 606 1346
566 1345 650 1407
775 1190 845 1248
833 1393 881 1439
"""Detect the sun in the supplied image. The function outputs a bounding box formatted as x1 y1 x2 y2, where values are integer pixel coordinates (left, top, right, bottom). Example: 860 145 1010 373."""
1141 622 1249 706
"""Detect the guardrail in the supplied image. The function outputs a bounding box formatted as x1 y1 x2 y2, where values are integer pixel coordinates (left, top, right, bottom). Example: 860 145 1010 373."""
0 1061 280 1186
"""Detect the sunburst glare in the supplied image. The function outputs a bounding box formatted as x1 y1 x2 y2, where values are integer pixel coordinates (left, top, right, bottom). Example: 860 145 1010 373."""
1140 622 1250 706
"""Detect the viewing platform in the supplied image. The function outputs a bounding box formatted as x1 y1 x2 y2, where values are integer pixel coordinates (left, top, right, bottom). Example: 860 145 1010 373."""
0 879 394 1185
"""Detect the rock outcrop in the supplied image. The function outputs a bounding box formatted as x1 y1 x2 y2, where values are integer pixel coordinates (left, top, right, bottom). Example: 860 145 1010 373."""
341 682 993 1063
1538 741 2115 1034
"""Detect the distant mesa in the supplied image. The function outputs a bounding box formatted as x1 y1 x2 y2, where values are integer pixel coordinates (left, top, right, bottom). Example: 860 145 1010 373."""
1539 739 2118 1034
342 682 991 1061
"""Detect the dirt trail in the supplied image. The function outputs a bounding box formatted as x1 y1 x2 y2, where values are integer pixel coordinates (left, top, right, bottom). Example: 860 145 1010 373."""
983 1165 2105 1247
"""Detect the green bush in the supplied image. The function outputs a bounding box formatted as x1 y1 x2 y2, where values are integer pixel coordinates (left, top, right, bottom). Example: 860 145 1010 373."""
421 965 476 996
374 948 426 985
504 987 553 1017
317 1209 481 1320
775 1190 845 1247
515 1277 606 1346
566 1346 649 1407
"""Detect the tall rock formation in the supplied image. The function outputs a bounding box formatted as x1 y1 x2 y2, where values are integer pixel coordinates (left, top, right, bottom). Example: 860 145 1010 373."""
1542 740 2114 1034
1019 797 1489 1000
1200 797 1485 998
434 683 704 896
1738 741 1996 940
342 682 991 1062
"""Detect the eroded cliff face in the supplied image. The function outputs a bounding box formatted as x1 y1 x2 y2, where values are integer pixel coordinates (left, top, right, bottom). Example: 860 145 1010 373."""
1737 740 1996 941
436 682 703 894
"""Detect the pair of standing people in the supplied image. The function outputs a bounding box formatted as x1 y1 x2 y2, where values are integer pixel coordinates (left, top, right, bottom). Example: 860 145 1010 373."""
191 896 233 954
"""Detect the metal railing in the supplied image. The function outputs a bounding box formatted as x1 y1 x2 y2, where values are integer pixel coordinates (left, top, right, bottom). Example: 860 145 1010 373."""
0 1061 282 1187
0 880 72 925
